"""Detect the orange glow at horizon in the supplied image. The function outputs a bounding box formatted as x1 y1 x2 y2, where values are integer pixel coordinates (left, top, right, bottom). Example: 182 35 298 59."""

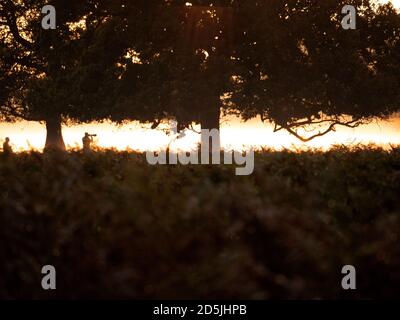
1 115 399 153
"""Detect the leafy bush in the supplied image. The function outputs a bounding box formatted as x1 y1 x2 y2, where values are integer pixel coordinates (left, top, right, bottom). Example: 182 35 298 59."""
0 146 399 299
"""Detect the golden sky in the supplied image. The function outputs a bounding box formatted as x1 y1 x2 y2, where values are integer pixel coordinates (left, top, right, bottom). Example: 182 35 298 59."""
1 115 399 152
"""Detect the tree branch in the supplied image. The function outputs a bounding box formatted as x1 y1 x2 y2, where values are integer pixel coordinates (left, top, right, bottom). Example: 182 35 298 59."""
281 119 365 142
2 0 34 49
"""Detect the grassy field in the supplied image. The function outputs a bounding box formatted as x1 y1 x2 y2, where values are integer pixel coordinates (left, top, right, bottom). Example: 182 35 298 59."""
0 147 399 299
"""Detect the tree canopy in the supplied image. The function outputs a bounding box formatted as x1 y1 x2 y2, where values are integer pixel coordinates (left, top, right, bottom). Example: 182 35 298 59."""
0 0 134 149
231 0 400 141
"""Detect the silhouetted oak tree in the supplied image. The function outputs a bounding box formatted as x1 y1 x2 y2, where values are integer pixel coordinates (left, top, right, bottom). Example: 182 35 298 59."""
110 1 236 136
0 0 131 149
116 0 399 142
231 0 400 141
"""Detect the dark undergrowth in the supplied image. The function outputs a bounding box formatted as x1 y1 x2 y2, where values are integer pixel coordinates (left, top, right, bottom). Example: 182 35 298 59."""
0 146 399 299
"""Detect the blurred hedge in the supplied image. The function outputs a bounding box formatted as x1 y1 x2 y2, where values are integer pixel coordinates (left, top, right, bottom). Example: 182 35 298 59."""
0 146 399 299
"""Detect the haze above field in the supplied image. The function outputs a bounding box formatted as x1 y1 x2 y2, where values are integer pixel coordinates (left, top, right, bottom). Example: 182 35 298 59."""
1 114 400 152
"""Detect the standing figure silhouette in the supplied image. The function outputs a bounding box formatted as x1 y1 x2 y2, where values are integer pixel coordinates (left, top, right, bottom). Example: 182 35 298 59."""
2 137 13 155
82 133 96 153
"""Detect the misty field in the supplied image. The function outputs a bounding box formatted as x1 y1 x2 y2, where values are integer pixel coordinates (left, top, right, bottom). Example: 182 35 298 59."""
0 147 399 299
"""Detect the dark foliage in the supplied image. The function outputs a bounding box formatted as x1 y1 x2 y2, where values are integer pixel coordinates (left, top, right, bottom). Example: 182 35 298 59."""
0 148 399 299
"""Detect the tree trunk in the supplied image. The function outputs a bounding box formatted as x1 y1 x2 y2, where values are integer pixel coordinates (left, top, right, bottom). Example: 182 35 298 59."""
200 106 221 132
45 116 66 151
200 106 221 163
